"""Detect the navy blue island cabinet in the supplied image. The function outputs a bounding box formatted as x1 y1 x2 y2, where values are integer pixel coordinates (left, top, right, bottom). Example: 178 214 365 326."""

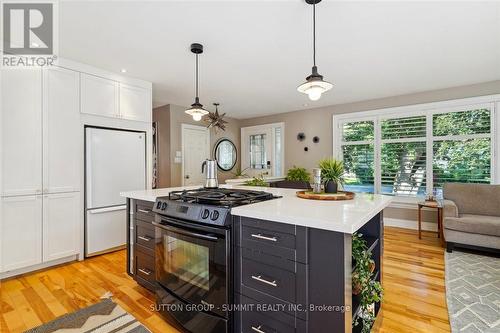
233 212 383 333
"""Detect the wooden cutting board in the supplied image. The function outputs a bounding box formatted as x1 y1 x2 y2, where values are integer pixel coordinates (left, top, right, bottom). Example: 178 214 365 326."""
296 190 355 200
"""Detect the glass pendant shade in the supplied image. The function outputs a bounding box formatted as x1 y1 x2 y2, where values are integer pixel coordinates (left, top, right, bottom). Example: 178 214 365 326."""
297 66 333 101
185 98 208 122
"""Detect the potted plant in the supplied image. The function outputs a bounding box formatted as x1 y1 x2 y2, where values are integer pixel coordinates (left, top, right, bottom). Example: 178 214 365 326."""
270 166 311 189
318 158 345 193
243 175 268 187
352 233 383 333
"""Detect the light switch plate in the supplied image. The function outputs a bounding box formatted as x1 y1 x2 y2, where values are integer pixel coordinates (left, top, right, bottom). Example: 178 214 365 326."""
174 157 182 164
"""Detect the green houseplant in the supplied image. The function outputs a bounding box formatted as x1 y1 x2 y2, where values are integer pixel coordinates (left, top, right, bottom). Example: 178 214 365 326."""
243 175 267 187
318 158 345 193
285 166 311 182
352 233 383 333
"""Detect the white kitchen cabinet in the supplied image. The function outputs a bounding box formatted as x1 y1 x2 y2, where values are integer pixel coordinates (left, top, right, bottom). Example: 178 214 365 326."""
1 68 43 197
43 67 81 193
80 73 119 118
0 195 42 272
42 192 80 261
119 83 151 122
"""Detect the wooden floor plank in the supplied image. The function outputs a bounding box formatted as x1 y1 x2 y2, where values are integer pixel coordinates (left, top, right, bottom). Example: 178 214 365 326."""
1 226 450 333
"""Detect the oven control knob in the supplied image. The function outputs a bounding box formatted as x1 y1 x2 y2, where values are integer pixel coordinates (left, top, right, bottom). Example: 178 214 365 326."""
202 209 210 219
161 202 167 210
156 201 162 209
210 210 219 221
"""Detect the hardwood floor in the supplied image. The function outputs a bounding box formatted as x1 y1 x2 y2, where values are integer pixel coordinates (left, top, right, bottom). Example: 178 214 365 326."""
1 227 449 333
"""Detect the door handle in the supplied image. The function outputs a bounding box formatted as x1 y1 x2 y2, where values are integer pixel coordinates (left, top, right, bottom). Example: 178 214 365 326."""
251 233 277 242
137 209 150 214
251 275 277 287
185 175 190 179
138 268 152 276
251 325 266 333
138 236 151 242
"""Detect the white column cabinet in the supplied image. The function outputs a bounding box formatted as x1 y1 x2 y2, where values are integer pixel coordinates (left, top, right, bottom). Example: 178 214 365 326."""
80 73 120 118
119 83 151 122
1 68 43 197
42 192 80 262
43 67 81 193
0 195 43 272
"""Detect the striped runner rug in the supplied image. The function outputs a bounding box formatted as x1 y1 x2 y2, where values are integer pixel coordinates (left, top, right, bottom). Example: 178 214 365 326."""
24 298 151 333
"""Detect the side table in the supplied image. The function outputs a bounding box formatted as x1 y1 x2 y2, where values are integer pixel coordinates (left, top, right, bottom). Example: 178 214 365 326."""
418 200 444 246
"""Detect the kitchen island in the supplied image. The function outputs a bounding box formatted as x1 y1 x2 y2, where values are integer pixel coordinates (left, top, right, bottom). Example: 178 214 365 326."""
121 185 392 333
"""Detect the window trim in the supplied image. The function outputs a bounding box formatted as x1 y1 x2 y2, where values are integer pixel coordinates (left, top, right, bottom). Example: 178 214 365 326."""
333 95 499 202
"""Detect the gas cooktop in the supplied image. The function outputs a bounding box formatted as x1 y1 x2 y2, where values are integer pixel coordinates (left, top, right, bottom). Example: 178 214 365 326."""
152 188 278 226
169 188 275 207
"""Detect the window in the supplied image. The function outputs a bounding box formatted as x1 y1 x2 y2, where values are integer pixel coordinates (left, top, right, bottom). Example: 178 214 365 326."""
341 121 375 193
249 134 267 169
380 116 427 196
335 102 496 199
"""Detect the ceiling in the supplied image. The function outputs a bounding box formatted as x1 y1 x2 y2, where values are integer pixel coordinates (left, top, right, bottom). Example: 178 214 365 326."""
59 1 500 119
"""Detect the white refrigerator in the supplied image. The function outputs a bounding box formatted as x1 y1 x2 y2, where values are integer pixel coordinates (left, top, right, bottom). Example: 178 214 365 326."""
85 127 146 257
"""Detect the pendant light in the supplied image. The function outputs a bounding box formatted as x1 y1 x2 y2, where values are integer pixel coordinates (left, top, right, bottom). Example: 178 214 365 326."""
185 43 209 121
297 0 332 101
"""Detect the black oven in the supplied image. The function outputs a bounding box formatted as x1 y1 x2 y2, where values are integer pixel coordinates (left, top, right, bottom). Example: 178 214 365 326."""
153 217 231 320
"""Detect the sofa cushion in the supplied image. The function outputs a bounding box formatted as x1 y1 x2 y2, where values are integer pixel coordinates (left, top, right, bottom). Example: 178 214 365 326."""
443 183 500 217
444 214 500 237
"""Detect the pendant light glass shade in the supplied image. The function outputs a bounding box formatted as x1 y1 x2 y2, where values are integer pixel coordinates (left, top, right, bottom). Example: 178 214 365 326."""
185 43 208 121
298 0 332 101
297 66 333 101
185 97 208 121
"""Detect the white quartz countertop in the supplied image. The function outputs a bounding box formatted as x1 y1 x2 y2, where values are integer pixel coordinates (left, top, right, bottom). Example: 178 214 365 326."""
120 185 392 234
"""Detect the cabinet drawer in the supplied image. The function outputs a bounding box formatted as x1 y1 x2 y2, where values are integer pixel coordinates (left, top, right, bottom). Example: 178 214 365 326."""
237 217 308 264
241 257 306 304
135 200 154 221
236 294 307 333
135 222 155 249
134 246 155 284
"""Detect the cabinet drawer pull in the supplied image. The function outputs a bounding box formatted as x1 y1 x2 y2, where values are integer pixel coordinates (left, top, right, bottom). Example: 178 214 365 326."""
251 233 277 242
138 236 152 242
138 268 152 276
251 325 266 333
138 209 150 214
251 275 277 287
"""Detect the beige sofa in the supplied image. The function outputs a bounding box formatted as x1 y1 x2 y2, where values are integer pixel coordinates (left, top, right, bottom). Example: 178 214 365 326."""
443 183 500 253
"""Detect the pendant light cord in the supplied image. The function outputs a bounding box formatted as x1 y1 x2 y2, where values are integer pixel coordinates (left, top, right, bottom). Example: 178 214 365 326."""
313 1 316 67
195 54 199 99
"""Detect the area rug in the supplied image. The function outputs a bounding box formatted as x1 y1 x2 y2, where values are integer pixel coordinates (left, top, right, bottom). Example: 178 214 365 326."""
445 250 500 332
24 298 151 333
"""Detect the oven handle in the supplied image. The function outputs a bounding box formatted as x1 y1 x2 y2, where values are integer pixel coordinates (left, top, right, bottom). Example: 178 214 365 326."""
152 221 219 242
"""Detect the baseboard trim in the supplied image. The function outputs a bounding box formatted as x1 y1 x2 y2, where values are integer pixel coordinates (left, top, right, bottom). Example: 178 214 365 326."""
0 255 78 280
384 218 438 232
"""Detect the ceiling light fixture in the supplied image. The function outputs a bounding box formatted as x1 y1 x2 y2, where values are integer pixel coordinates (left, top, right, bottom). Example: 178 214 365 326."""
297 0 332 101
121 68 127 73
185 43 209 121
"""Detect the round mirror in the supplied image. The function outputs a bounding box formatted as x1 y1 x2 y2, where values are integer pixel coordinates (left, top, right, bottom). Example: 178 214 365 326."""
214 138 237 171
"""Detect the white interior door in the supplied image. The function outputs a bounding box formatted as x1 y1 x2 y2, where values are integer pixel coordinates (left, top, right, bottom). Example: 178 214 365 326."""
241 125 273 177
182 124 210 186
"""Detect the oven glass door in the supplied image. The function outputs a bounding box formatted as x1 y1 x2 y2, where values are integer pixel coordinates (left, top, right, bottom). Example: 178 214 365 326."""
155 219 228 317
